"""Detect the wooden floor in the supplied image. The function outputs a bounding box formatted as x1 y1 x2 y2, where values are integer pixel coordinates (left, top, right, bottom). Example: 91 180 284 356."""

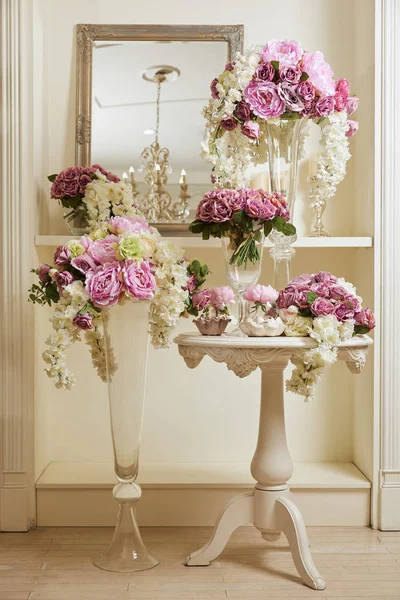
0 526 400 599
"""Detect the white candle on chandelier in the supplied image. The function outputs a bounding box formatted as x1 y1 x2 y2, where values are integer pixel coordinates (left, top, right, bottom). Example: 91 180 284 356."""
180 168 187 185
155 164 160 171
129 166 135 186
122 172 128 184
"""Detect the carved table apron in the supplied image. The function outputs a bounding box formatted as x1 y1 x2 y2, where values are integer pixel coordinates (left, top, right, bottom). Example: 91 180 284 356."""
174 333 373 591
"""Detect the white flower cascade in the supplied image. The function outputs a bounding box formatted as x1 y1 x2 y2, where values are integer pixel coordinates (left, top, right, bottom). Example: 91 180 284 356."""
83 172 138 232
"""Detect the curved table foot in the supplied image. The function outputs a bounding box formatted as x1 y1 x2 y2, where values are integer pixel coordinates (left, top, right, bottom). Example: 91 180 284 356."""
185 493 254 566
275 496 326 591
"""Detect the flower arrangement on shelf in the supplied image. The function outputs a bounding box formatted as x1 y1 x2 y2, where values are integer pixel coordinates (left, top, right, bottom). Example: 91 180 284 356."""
189 187 295 267
241 284 284 337
28 215 191 389
203 39 359 204
49 165 136 234
191 286 235 336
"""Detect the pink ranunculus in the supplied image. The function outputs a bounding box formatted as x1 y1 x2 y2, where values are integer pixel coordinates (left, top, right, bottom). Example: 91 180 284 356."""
290 274 313 287
54 245 71 266
221 118 237 131
329 284 348 301
71 254 97 275
211 286 234 310
314 271 338 285
336 78 350 97
334 300 355 321
302 51 335 95
54 270 74 291
279 65 302 84
210 78 220 99
244 196 275 221
255 62 275 82
242 120 260 140
346 120 359 138
87 235 119 264
243 284 278 305
277 82 304 112
334 92 347 112
185 274 197 294
310 297 335 316
262 39 303 67
234 100 252 122
244 81 285 119
86 261 123 308
108 215 149 234
122 259 156 300
38 263 51 283
346 96 359 115
192 289 212 311
314 95 335 118
277 288 297 309
72 313 93 330
297 80 316 102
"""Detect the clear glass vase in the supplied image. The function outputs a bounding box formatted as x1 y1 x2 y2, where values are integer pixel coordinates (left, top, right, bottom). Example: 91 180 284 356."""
265 118 306 289
221 232 264 335
94 301 159 573
63 205 90 236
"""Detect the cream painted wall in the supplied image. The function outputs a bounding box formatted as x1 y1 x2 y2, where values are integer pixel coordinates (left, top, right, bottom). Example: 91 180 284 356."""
33 0 375 482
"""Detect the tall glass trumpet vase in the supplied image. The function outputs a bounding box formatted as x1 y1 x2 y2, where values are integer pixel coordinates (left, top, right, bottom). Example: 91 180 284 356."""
222 232 264 335
266 118 306 289
94 301 159 573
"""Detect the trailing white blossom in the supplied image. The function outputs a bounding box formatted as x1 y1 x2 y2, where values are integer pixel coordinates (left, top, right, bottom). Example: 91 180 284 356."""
83 173 139 232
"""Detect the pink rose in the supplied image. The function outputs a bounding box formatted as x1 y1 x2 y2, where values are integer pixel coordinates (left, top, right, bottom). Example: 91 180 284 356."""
310 282 330 298
242 120 260 140
86 261 123 308
290 274 313 287
243 284 278 305
51 167 83 198
87 235 119 264
302 51 335 95
301 100 316 118
346 120 359 138
277 289 297 309
279 65 302 84
78 174 92 194
73 313 93 330
196 198 215 222
196 191 233 223
294 291 309 309
108 215 149 234
71 254 97 275
185 274 197 294
225 62 235 71
277 82 304 112
314 96 335 118
310 297 335 316
38 263 51 283
92 165 120 183
122 260 155 300
210 78 219 99
244 196 275 220
269 192 289 219
262 39 303 67
334 92 347 112
234 100 252 122
329 284 348 300
255 62 275 82
54 245 71 266
346 96 359 115
355 307 375 330
192 289 212 311
297 80 316 102
244 81 285 119
54 270 74 291
336 78 350 97
314 271 338 285
334 300 355 321
221 118 237 131
230 191 246 212
211 286 234 310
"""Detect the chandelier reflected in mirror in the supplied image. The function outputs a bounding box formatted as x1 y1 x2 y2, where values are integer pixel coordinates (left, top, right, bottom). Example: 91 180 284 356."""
123 65 191 223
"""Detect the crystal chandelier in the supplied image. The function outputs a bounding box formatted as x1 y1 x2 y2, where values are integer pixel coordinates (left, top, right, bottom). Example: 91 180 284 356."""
123 66 191 223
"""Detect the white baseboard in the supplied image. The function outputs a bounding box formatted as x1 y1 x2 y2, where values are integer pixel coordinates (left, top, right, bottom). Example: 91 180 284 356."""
379 471 400 530
36 461 371 527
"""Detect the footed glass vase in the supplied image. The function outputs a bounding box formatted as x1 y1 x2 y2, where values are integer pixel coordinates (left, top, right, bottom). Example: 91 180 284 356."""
265 118 306 289
94 301 159 573
222 232 264 335
63 205 90 236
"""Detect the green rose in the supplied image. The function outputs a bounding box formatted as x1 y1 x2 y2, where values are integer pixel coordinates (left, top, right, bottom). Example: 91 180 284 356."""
117 236 144 260
66 241 85 258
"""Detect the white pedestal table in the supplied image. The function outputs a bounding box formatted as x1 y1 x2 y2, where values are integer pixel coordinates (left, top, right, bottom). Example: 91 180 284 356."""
174 333 373 591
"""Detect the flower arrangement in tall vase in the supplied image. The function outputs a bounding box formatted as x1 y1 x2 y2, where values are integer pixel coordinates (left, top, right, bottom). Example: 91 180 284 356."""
202 39 359 288
29 214 195 572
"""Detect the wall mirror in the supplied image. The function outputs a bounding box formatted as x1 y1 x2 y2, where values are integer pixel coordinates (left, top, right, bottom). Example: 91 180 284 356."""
75 24 244 231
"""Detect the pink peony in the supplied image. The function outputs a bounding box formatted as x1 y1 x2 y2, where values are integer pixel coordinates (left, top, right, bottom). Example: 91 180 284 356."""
73 313 93 330
234 100 252 121
221 118 238 131
346 120 359 138
314 95 335 118
54 270 74 291
242 120 260 140
210 78 219 99
80 236 93 251
71 254 97 275
122 260 155 300
243 284 278 305
334 92 347 112
86 261 123 308
87 235 119 264
108 215 149 234
297 80 316 102
279 65 302 84
211 286 234 310
310 297 335 316
192 289 212 311
38 263 51 283
262 39 303 67
54 246 71 266
302 51 335 95
244 81 285 119
278 82 304 112
346 96 359 115
255 62 275 82
336 78 350 97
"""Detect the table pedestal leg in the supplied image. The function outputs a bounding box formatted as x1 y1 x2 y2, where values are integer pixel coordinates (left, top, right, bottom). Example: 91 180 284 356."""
185 362 326 591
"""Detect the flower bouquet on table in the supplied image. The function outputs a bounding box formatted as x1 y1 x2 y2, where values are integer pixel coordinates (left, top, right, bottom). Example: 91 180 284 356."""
49 165 136 235
240 284 284 337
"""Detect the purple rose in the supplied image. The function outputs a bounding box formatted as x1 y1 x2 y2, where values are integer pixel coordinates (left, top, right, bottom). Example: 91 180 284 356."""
289 274 313 287
230 191 246 212
255 62 275 82
294 291 309 309
92 165 120 183
73 313 93 330
279 65 302 84
297 80 316 102
329 284 348 301
244 197 275 221
86 261 123 308
336 78 350 97
54 245 71 266
234 101 251 122
212 198 233 222
242 120 260 140
314 95 335 118
71 254 97 275
334 300 355 322
300 100 316 118
56 167 83 197
54 270 74 291
122 259 156 300
196 198 214 222
210 78 219 99
78 174 92 194
221 118 237 131
355 307 375 330
225 61 235 72
346 120 359 138
38 263 51 283
277 289 297 309
185 274 197 294
269 192 289 220
262 39 303 67
334 92 347 112
87 235 119 264
244 81 285 119
277 82 304 112
311 297 335 316
314 271 338 285
346 96 359 115
310 282 330 297
192 289 212 311
196 190 233 223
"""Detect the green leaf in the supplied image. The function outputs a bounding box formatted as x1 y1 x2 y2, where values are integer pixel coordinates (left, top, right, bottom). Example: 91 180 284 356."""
202 227 210 241
272 216 286 232
299 307 312 317
354 325 370 335
189 220 205 234
281 222 297 237
300 71 309 82
281 111 301 120
270 60 279 71
190 260 201 275
47 174 58 182
263 221 273 237
306 292 318 305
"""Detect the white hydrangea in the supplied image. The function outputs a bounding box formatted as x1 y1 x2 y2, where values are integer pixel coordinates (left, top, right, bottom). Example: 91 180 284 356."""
83 172 138 232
